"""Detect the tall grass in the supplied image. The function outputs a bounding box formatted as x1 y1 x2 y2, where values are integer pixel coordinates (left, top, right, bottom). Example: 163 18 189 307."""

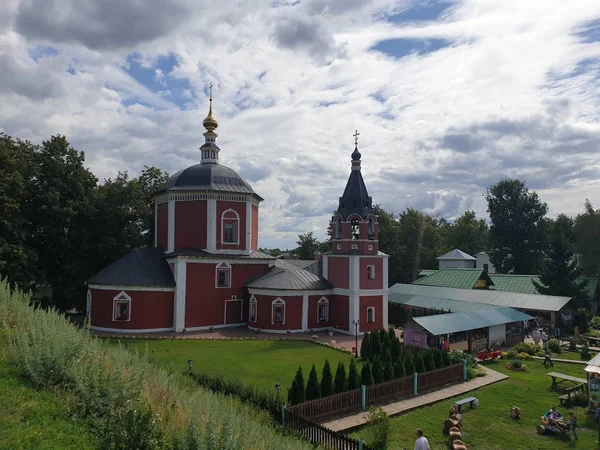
0 280 314 450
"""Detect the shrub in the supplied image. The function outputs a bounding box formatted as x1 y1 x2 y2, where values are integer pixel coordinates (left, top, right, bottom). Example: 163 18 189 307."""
518 352 530 360
388 327 397 344
320 359 333 397
391 339 401 362
547 339 562 354
413 351 426 373
448 351 477 368
305 365 321 400
334 362 348 394
511 360 522 369
423 349 435 371
360 332 371 361
370 331 382 361
433 348 443 368
512 342 539 355
363 406 390 450
403 350 415 374
348 359 360 390
372 356 384 384
441 350 451 367
575 308 592 333
393 360 406 379
383 350 394 381
500 351 509 359
361 362 374 386
288 367 305 405
507 349 518 359
591 316 600 330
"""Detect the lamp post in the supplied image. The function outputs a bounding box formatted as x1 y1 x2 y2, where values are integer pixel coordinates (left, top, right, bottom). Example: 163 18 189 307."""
353 320 360 357
274 377 282 402
187 359 194 375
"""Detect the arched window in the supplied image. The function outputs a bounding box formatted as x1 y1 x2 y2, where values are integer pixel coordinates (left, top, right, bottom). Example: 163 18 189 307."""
367 307 375 324
272 298 285 324
249 296 257 322
367 265 375 280
317 297 329 322
351 218 360 240
216 262 231 288
221 209 240 244
113 291 131 322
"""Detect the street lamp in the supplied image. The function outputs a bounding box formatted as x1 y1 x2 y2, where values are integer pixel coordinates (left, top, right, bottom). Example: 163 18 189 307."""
274 377 282 401
353 320 360 357
187 359 194 375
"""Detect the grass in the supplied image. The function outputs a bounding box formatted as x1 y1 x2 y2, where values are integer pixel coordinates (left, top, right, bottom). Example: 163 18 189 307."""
551 351 595 362
112 339 359 394
0 356 97 450
352 359 597 450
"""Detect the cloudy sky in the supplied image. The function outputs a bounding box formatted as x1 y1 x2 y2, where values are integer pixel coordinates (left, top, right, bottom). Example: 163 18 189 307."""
1 0 600 249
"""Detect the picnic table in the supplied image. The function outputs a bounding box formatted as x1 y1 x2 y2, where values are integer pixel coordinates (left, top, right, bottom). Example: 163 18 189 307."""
547 372 587 389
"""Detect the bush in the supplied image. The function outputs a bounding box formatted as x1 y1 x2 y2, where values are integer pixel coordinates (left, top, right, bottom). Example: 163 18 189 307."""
363 406 390 450
348 359 360 390
361 362 374 386
511 360 522 369
370 331 382 361
334 362 348 394
360 332 371 361
433 348 443 368
507 349 518 359
547 339 562 354
441 350 451 367
512 342 539 355
288 367 305 405
423 349 435 371
591 316 600 330
413 351 426 373
372 356 384 384
320 359 333 397
517 352 530 360
448 351 477 368
305 365 321 400
403 350 415 374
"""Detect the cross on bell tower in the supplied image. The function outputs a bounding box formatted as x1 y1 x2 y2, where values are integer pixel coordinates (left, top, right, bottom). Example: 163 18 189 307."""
200 82 220 164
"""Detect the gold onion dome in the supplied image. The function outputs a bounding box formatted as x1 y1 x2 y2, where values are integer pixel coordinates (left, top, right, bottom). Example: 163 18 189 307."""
203 101 218 131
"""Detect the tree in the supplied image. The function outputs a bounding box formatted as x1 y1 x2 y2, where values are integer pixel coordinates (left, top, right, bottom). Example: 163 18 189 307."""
295 232 320 260
371 356 384 384
394 359 406 378
361 362 374 386
381 332 391 359
446 211 489 256
485 178 548 274
370 330 382 360
441 350 451 367
320 359 333 397
288 366 305 405
404 350 415 374
383 349 394 381
533 214 588 307
423 349 435 372
574 200 600 277
388 327 397 344
360 332 371 361
306 364 321 400
433 348 443 369
391 338 401 362
413 350 426 373
334 362 348 394
135 166 169 246
348 359 360 389
363 407 390 450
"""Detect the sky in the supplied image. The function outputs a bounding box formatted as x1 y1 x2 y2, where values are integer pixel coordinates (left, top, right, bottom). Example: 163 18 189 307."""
1 0 600 250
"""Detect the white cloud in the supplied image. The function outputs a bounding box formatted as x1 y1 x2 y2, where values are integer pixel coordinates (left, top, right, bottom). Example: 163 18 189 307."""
1 0 600 249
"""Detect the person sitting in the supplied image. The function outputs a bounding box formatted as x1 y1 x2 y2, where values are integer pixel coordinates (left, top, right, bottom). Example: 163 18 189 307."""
543 407 562 424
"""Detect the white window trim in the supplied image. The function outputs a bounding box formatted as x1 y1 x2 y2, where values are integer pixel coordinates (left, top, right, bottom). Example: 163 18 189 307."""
215 262 232 288
249 295 258 323
367 307 375 324
113 291 132 322
367 265 375 280
271 297 286 325
221 208 240 245
317 296 329 322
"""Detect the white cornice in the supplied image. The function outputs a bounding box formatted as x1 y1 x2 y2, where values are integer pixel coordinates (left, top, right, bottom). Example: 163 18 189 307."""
88 284 175 292
248 288 334 297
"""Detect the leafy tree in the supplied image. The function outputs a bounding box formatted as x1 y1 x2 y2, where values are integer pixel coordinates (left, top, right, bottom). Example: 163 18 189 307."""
446 210 489 256
485 178 548 274
295 232 320 260
288 366 305 405
533 214 588 307
348 359 360 389
372 356 384 384
413 351 426 373
404 350 415 374
370 330 382 360
423 349 435 372
135 166 169 246
306 364 321 400
394 359 406 378
361 362 374 386
383 349 394 381
574 200 600 277
360 332 371 361
334 362 348 394
320 359 333 397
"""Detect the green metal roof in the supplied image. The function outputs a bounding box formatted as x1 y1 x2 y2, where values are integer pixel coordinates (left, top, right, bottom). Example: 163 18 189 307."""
418 269 438 277
488 274 540 294
413 307 533 336
413 268 493 289
396 295 495 313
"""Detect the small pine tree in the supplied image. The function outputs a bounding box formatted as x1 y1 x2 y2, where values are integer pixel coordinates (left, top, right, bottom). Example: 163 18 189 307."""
306 364 321 400
379 328 387 344
433 348 443 369
288 366 305 405
423 349 435 372
348 359 360 390
361 362 374 386
370 330 382 360
372 356 384 384
381 332 391 359
441 350 451 367
360 332 371 361
391 338 401 362
320 359 333 397
404 350 415 374
334 362 348 393
413 351 426 373
394 359 406 378
383 349 394 381
388 327 397 344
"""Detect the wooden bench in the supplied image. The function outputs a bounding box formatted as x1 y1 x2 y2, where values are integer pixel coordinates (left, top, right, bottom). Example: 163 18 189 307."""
454 396 478 413
558 383 586 406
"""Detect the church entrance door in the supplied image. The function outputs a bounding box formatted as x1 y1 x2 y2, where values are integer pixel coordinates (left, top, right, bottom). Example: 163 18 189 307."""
225 298 242 324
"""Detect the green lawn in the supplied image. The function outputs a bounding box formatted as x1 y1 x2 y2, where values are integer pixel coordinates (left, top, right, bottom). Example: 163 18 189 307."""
353 359 597 450
0 358 98 450
553 351 596 362
112 339 359 394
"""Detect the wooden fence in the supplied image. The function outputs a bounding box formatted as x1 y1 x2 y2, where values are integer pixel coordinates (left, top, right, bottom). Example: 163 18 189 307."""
289 388 361 422
366 373 413 407
286 408 374 450
417 363 463 393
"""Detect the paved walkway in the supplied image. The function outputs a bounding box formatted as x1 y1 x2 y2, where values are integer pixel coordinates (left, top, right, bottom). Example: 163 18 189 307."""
322 365 508 432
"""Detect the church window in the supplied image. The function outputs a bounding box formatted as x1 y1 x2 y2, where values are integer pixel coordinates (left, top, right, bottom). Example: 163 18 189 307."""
216 262 231 288
272 298 285 324
113 291 131 322
221 209 240 244
249 296 257 322
351 218 360 239
211 150 215 159
367 265 375 280
318 297 329 322
367 307 375 324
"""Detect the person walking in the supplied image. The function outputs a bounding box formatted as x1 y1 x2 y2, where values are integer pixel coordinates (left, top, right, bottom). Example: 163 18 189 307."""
567 411 578 440
532 328 542 346
541 329 549 348
414 428 430 450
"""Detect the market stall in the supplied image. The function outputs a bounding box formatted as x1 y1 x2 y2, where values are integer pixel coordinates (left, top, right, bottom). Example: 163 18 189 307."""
585 353 600 411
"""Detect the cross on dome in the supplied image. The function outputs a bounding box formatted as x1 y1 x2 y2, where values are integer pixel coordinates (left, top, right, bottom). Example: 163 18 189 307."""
353 129 360 145
200 82 220 164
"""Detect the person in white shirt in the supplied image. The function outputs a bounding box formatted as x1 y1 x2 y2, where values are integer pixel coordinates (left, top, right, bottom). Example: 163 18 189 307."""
541 330 549 346
414 428 430 450
532 328 541 345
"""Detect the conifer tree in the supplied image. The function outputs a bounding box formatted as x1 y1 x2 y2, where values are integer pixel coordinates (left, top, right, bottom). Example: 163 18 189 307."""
348 359 360 389
381 332 391 359
370 330 382 360
306 364 321 400
388 327 397 344
423 349 435 372
334 362 348 393
361 361 374 386
372 356 384 384
441 350 451 367
379 328 387 344
360 332 371 361
391 338 401 362
394 359 406 378
403 349 415 374
288 366 305 405
433 348 443 369
413 350 426 373
383 349 394 381
320 359 333 397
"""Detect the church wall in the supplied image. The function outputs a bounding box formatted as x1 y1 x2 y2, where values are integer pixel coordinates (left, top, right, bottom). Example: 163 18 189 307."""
327 256 349 289
329 294 350 331
307 294 331 329
251 204 259 250
216 200 247 251
359 257 384 290
174 200 207 251
156 203 168 250
184 262 268 328
251 293 303 330
90 288 174 330
359 295 384 332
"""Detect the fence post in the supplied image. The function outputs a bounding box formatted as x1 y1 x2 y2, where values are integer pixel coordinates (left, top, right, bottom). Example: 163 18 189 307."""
361 385 366 411
413 372 418 396
463 359 467 381
281 404 287 426
359 438 364 450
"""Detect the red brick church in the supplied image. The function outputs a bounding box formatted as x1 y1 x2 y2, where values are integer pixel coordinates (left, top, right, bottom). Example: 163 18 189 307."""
87 93 389 334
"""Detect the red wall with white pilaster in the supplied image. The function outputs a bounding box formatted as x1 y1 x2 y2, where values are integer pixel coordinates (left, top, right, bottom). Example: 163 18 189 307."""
250 293 303 331
327 256 349 289
175 200 207 250
307 294 331 329
359 295 383 332
251 204 259 250
359 257 384 290
215 201 247 251
329 294 350 331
